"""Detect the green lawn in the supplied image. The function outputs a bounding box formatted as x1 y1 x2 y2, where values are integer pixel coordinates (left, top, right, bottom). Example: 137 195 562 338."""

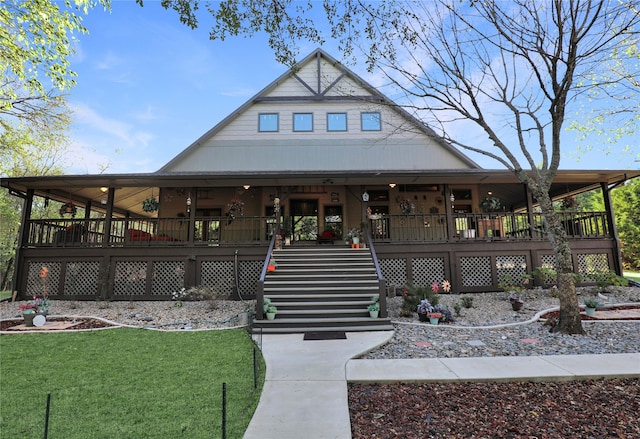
624 271 640 283
0 290 12 301
0 327 264 438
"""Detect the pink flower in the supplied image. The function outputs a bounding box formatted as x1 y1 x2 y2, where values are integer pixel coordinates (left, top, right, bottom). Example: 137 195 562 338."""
431 282 439 293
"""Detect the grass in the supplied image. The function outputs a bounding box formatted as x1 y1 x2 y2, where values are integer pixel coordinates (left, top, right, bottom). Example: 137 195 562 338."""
624 271 640 283
0 290 12 301
0 327 264 439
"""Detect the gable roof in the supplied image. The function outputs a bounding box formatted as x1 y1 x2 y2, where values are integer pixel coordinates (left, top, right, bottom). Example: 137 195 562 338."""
159 48 479 173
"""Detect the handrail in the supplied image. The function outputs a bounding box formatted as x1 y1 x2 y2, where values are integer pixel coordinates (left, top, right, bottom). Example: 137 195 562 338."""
256 226 279 319
363 229 387 318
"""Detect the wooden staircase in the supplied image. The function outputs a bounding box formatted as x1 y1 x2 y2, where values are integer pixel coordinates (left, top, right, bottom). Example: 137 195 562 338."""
252 246 394 334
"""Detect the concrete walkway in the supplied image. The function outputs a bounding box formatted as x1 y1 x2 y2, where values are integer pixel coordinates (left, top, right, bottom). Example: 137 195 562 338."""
244 332 640 439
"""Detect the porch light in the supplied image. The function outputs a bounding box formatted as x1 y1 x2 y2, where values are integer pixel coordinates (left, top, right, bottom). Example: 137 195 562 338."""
362 191 369 202
450 192 455 202
186 195 192 213
243 184 251 190
389 183 396 188
100 187 108 193
273 197 280 213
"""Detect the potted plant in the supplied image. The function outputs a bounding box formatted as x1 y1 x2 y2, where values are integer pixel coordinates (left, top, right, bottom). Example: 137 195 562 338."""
263 298 272 313
368 302 380 318
417 299 433 322
345 228 361 248
583 297 601 317
480 196 501 213
142 196 159 212
499 273 531 311
265 305 277 320
18 296 49 327
267 258 277 272
427 311 443 325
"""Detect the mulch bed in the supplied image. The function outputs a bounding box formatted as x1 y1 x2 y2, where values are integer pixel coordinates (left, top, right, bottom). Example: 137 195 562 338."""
539 304 639 321
0 317 115 331
349 379 640 438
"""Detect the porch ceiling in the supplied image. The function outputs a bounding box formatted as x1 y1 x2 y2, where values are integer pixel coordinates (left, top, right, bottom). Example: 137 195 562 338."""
2 169 637 217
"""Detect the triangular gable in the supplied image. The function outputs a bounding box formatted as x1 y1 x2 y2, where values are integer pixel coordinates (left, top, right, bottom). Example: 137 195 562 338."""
159 49 479 174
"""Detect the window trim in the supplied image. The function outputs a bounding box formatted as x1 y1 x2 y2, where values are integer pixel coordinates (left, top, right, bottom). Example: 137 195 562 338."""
327 112 348 131
258 113 279 132
361 112 381 131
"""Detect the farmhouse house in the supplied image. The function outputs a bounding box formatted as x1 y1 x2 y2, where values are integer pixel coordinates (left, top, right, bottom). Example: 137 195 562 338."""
2 49 637 332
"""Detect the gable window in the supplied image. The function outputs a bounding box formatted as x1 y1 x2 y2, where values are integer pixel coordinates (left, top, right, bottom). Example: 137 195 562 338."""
259 113 279 132
327 113 347 131
361 112 381 131
293 113 313 131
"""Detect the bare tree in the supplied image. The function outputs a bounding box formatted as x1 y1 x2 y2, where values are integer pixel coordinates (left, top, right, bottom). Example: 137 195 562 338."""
151 0 639 333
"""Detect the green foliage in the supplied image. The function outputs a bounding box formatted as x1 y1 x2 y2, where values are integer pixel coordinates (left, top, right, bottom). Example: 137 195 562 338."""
613 178 640 270
583 297 602 309
460 296 474 309
590 269 629 292
0 328 264 438
401 283 440 316
1 0 110 117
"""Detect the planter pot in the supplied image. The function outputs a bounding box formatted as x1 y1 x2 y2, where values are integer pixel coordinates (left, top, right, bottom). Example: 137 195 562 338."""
369 310 379 318
267 265 276 272
418 312 428 322
511 301 524 311
429 317 440 325
266 312 276 321
585 307 596 317
23 313 36 327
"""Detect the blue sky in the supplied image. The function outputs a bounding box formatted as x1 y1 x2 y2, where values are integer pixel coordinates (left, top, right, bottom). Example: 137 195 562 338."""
65 1 638 174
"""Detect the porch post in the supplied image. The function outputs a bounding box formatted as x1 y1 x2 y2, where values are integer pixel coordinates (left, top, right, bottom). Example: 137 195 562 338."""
187 188 195 244
102 188 115 246
602 182 623 275
443 184 455 240
524 185 535 239
12 189 34 298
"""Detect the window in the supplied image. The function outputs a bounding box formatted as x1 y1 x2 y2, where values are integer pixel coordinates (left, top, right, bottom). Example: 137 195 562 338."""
361 112 381 131
327 113 347 131
259 113 279 132
293 113 313 131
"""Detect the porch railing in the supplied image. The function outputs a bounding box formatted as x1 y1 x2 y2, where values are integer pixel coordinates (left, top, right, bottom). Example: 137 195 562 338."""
23 211 611 248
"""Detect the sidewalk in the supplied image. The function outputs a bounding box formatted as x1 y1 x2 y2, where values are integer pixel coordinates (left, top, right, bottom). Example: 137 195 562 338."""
244 331 640 439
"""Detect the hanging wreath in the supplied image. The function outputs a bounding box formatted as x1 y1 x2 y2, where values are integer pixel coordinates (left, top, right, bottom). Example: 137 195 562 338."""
227 198 244 215
142 197 159 212
59 202 77 217
399 198 415 215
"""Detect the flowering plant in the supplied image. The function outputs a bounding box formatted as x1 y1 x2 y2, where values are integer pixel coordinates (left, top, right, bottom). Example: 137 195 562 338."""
19 296 50 314
427 312 442 319
417 299 433 314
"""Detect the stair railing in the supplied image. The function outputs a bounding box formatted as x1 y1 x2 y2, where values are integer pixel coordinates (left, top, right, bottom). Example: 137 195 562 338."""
363 230 387 318
256 225 280 319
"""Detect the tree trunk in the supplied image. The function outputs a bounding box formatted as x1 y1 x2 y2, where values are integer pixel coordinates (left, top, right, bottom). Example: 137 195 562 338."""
539 194 585 335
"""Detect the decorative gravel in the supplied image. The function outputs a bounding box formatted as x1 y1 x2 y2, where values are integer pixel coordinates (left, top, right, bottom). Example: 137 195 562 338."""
0 299 255 331
362 286 640 358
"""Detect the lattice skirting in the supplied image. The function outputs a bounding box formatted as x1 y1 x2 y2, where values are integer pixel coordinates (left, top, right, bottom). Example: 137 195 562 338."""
22 249 615 299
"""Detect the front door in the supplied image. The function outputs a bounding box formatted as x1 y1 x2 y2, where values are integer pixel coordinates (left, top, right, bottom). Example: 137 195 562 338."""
290 199 318 242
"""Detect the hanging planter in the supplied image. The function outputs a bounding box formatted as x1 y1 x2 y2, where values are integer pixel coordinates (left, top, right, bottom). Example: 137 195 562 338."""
59 202 77 217
142 197 159 212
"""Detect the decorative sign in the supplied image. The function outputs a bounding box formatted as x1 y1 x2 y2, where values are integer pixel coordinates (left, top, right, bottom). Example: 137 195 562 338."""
33 314 46 327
